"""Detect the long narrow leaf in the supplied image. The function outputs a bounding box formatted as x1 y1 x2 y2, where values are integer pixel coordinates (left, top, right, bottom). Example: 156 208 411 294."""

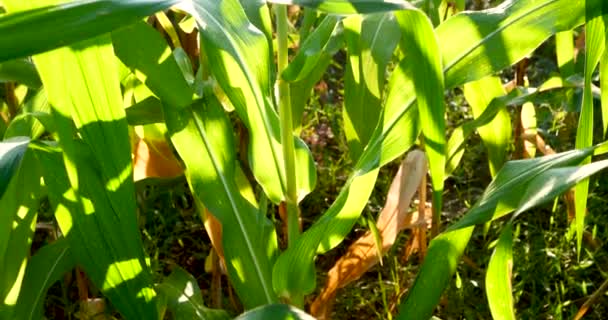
342 13 399 161
266 0 414 14
14 238 75 320
395 9 445 234
112 21 278 309
0 138 40 318
398 146 597 319
3 1 159 317
187 0 316 204
0 0 180 62
574 13 605 254
486 223 515 320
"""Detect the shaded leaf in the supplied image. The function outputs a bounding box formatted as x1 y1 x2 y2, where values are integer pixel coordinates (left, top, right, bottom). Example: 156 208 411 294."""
342 13 399 160
234 304 315 320
0 138 40 318
156 267 229 320
14 238 75 320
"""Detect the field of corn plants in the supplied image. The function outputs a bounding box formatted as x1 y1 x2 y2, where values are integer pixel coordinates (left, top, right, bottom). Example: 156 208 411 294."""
2 0 608 319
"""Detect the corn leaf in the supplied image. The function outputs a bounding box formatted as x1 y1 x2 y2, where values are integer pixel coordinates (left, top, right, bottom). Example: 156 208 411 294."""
574 13 605 255
0 0 180 62
342 13 399 161
4 89 51 139
33 142 158 319
446 84 586 177
289 17 344 130
266 0 414 14
438 0 606 89
112 21 278 309
156 267 229 320
484 159 608 319
0 138 40 318
0 59 41 88
463 76 511 176
234 304 315 320
395 9 445 232
272 8 423 301
283 15 342 83
13 237 75 320
4 0 159 315
310 151 427 319
556 31 575 78
188 0 316 204
486 223 515 320
398 146 598 319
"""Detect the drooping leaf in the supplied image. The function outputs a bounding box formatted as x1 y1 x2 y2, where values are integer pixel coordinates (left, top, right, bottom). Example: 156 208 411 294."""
14 238 75 320
486 223 515 320
397 146 598 319
342 13 399 161
266 0 414 14
188 0 316 204
156 267 230 320
112 21 278 309
310 150 427 319
0 0 180 62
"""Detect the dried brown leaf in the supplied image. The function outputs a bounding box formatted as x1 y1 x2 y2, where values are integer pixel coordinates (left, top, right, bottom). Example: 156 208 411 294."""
310 150 430 319
132 138 183 181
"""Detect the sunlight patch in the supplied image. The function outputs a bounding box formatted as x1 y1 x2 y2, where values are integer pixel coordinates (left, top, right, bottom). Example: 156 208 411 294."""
102 259 143 291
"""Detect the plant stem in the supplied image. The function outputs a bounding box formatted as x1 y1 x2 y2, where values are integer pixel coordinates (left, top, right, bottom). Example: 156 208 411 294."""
274 5 300 246
275 4 303 307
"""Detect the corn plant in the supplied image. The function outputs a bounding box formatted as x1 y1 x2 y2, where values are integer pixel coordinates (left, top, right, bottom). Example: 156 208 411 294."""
0 0 607 319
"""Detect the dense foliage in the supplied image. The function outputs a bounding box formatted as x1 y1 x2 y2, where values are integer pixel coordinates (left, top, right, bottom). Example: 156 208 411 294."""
1 0 608 319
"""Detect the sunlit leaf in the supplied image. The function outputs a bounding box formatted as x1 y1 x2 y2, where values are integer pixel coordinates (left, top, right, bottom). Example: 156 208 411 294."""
574 12 605 255
486 223 515 320
188 0 316 204
463 76 511 176
0 0 180 62
266 0 414 14
112 21 278 308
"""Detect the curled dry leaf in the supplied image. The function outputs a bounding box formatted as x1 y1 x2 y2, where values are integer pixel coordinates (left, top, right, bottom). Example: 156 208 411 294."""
310 150 430 319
